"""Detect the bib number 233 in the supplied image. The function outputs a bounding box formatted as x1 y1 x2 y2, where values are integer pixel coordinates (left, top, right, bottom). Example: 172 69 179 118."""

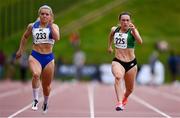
36 33 47 40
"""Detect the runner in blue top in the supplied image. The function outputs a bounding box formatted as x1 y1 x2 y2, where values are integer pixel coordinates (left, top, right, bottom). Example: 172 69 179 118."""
108 12 142 111
16 5 60 113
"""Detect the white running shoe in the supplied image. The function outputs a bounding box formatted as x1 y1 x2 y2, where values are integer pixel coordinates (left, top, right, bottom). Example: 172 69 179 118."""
32 99 38 111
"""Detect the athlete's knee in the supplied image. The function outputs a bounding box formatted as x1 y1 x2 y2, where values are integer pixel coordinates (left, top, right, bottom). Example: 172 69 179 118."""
114 77 121 85
114 74 121 81
43 85 51 93
32 72 40 79
44 86 50 91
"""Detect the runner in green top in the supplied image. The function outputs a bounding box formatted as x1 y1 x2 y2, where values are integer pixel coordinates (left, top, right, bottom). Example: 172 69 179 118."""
108 12 143 111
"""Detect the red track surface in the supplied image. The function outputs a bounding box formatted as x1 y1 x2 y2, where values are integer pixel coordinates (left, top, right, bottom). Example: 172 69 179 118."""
0 80 180 118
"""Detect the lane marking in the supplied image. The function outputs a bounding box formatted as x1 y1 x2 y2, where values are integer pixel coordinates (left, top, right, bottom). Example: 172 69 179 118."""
8 83 68 118
131 94 172 118
88 83 95 118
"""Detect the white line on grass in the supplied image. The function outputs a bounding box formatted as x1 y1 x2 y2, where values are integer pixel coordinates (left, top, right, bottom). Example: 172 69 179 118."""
8 83 68 118
88 83 95 118
131 94 172 118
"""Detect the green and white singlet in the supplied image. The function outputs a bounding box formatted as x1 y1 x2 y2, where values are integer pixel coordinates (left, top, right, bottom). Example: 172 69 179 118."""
113 26 135 49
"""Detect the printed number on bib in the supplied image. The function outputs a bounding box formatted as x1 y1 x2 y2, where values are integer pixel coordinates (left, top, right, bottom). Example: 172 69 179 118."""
32 27 54 44
36 33 47 40
33 28 50 42
114 32 128 49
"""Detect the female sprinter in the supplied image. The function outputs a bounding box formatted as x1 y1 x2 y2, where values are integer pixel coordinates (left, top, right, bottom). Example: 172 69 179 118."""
108 12 142 111
16 5 60 113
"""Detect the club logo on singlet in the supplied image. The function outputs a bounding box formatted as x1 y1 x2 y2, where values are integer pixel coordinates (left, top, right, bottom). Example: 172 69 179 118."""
130 63 134 66
114 32 128 49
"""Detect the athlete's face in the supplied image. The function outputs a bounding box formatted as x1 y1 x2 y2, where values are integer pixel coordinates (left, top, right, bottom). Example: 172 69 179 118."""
39 9 52 24
120 15 131 30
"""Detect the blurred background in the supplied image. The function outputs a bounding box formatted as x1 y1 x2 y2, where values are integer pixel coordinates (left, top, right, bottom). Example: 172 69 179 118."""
0 0 180 85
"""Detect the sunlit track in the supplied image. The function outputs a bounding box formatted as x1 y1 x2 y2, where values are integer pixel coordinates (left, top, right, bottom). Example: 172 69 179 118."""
7 82 69 118
157 85 180 96
0 81 180 117
0 85 31 99
0 81 28 92
140 86 180 102
131 94 172 118
0 82 31 99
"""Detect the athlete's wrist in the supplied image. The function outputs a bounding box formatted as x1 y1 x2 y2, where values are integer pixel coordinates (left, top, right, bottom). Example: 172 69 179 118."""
131 27 137 32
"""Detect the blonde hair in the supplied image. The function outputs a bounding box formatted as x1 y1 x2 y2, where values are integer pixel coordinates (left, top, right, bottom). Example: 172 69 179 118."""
38 5 53 16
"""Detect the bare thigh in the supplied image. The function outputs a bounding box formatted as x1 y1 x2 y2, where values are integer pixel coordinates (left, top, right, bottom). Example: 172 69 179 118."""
111 61 125 79
41 60 55 86
28 55 42 78
124 65 137 91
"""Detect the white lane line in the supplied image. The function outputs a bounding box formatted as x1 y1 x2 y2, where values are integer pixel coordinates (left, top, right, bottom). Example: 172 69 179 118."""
8 83 68 118
131 94 172 118
0 86 31 99
88 83 95 118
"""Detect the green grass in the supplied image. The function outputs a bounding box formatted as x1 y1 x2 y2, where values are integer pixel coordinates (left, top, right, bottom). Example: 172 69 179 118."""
55 0 180 64
1 0 180 81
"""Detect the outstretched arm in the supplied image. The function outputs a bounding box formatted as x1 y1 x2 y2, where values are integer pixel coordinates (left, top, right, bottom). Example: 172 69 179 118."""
108 27 116 54
16 23 32 59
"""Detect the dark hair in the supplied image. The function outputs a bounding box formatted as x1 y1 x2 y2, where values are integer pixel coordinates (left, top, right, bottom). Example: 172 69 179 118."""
118 12 131 20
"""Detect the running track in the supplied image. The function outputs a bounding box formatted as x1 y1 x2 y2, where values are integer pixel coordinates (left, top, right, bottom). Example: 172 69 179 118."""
0 80 180 118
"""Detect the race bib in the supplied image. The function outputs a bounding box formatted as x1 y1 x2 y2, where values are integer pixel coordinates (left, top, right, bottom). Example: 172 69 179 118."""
33 28 49 43
114 32 128 49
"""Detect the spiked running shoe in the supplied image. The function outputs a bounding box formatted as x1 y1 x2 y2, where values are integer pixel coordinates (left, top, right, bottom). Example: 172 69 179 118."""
32 99 38 111
42 103 48 114
115 102 124 111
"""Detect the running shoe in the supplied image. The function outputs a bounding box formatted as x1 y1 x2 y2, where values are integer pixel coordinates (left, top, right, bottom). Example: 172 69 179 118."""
42 103 48 114
122 97 128 106
115 102 124 111
32 99 38 111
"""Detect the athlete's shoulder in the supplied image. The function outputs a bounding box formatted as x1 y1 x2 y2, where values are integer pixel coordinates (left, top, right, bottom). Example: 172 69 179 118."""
28 23 33 27
111 26 120 32
32 20 41 28
111 26 117 32
26 23 33 30
52 23 59 29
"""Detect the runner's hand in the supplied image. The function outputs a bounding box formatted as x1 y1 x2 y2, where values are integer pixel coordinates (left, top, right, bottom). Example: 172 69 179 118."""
16 50 22 59
129 22 136 30
108 47 113 54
